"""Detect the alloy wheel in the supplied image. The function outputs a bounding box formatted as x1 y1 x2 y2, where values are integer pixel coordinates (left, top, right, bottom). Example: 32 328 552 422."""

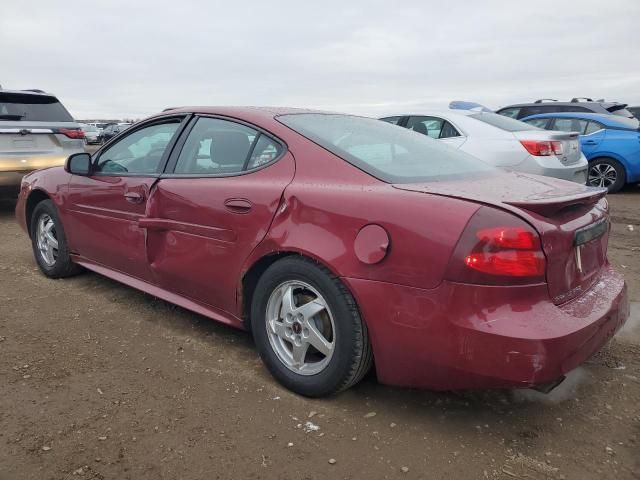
265 281 335 375
588 163 617 188
36 214 58 267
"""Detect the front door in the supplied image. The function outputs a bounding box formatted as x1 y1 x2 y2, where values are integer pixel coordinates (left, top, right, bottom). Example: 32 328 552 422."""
142 116 295 314
65 117 185 282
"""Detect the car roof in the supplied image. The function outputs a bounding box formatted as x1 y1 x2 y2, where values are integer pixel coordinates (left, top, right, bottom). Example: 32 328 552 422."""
0 88 56 98
521 112 636 129
500 101 614 108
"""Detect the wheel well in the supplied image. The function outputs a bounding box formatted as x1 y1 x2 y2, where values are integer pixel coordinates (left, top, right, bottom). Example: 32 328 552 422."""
241 252 297 326
25 190 51 237
589 156 627 177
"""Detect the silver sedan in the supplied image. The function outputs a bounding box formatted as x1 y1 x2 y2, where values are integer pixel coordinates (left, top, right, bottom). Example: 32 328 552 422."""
380 110 588 184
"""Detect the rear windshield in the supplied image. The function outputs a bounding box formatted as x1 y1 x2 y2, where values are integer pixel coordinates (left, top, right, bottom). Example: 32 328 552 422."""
607 115 640 130
0 92 74 122
469 112 539 132
277 113 496 183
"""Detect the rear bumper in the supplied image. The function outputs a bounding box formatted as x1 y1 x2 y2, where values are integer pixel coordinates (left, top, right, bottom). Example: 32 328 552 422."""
517 154 588 184
344 264 628 390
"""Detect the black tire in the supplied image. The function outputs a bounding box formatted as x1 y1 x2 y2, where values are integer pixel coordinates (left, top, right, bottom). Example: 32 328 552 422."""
30 200 83 278
251 256 373 397
587 158 626 193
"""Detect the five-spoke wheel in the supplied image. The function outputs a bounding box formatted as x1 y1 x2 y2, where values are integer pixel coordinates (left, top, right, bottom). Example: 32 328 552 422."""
266 281 335 375
251 256 372 397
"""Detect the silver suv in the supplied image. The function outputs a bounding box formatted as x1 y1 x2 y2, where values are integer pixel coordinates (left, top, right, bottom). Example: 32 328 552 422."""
0 89 84 193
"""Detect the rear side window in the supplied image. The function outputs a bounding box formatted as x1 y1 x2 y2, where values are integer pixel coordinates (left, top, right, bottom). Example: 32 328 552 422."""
496 107 521 119
173 117 281 175
520 105 562 118
380 116 402 125
0 92 74 122
585 121 604 134
557 106 591 113
523 118 551 129
406 116 460 139
469 112 539 132
552 118 589 134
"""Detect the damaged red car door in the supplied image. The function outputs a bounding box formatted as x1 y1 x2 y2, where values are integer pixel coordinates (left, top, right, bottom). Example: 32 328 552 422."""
140 116 294 317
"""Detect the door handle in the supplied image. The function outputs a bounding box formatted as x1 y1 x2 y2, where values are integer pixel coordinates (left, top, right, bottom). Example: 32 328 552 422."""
224 198 253 214
583 140 597 145
124 191 145 203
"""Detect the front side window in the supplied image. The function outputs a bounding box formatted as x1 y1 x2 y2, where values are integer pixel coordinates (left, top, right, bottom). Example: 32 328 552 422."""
95 121 180 174
277 113 496 183
174 117 281 175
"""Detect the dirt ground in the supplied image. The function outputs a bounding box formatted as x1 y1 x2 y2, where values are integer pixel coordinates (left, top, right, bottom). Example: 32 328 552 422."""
1 184 639 480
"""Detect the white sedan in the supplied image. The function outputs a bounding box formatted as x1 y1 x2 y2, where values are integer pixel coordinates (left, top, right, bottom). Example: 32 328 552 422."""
380 110 588 184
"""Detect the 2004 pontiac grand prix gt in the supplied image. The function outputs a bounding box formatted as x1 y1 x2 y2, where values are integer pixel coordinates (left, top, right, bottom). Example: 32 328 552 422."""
16 107 630 397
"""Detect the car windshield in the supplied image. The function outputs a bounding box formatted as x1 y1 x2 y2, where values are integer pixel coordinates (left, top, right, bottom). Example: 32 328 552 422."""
277 113 496 183
469 112 539 132
0 92 74 122
82 125 99 132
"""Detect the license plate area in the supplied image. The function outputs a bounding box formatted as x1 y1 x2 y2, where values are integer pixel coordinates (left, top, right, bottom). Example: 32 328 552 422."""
574 219 608 276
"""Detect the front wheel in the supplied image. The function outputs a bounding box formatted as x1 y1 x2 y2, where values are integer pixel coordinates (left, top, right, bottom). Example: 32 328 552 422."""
587 158 626 193
251 256 372 397
30 200 83 278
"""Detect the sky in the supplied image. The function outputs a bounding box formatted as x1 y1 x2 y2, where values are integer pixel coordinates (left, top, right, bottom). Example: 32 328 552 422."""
1 0 639 120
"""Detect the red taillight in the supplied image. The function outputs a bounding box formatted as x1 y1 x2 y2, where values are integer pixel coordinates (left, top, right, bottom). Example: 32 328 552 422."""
520 140 552 156
464 249 546 277
551 141 563 155
56 128 85 139
446 207 546 285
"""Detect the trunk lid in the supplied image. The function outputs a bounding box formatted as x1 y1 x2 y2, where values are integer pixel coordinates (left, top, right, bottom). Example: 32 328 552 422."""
512 129 582 165
393 172 609 304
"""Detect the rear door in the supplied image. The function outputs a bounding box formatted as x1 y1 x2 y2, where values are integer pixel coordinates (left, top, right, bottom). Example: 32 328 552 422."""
65 116 186 282
142 116 295 314
551 117 606 158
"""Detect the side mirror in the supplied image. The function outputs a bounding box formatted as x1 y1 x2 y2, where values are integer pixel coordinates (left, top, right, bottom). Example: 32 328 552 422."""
65 152 92 176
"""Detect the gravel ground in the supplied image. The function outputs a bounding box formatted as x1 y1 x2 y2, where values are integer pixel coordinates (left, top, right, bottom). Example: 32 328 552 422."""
0 185 639 480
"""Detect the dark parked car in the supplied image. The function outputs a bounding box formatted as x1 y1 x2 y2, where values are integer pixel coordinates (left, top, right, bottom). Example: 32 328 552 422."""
98 122 132 143
497 98 637 122
16 107 629 397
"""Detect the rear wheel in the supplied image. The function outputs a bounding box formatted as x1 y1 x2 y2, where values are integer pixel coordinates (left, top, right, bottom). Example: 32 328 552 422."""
587 158 626 193
251 256 372 397
30 200 83 278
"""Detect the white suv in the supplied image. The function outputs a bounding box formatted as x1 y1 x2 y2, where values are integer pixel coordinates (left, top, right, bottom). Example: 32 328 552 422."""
0 89 84 193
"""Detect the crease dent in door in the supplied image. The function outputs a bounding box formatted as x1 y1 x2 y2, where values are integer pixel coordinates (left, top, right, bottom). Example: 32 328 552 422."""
143 151 296 314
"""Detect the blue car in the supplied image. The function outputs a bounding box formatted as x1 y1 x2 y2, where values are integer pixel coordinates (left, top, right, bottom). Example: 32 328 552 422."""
521 112 640 192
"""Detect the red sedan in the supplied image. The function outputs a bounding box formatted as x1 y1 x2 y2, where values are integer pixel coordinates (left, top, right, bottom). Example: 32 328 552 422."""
16 107 629 397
